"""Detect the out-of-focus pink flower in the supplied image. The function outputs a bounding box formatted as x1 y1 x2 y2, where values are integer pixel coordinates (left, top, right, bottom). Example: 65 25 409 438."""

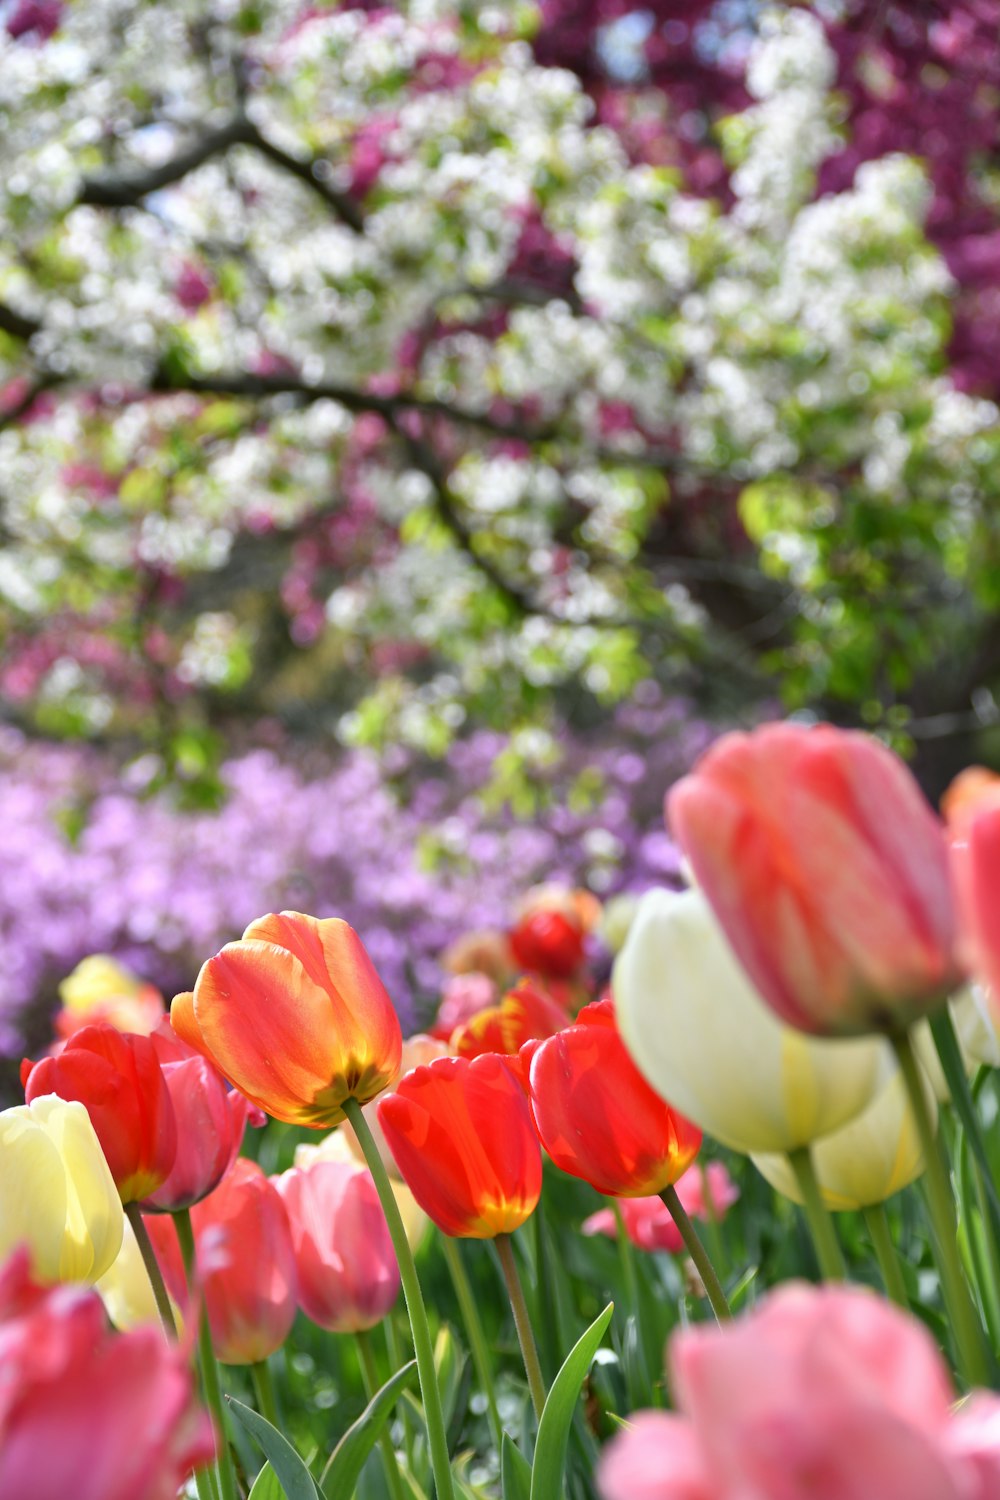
141 1024 249 1211
583 1162 739 1254
598 1282 1000 1500
273 1159 399 1332
0 1248 214 1500
668 723 960 1035
944 768 1000 1005
430 971 499 1041
54 955 164 1041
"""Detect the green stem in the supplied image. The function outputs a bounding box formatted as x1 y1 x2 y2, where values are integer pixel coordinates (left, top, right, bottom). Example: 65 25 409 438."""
251 1359 279 1429
440 1235 503 1449
125 1201 177 1339
357 1327 408 1500
495 1232 547 1421
384 1316 417 1474
175 1209 238 1500
659 1185 732 1322
343 1096 455 1500
892 1030 990 1388
863 1203 908 1308
786 1146 847 1283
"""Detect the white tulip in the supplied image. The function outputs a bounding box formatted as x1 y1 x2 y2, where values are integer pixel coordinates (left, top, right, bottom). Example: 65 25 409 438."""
614 888 886 1154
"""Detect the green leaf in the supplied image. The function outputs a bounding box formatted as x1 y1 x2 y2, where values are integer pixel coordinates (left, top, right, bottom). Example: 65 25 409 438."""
226 1398 319 1500
248 1462 286 1500
529 1302 614 1500
319 1359 417 1499
501 1433 532 1500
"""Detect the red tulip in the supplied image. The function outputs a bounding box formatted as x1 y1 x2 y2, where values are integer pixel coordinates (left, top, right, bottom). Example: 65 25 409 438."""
944 768 1000 1003
668 723 960 1036
22 1025 177 1204
526 999 702 1196
451 978 570 1078
378 1054 542 1238
140 1024 249 1212
146 1159 297 1365
273 1159 400 1332
510 909 586 979
0 1248 214 1500
171 912 402 1127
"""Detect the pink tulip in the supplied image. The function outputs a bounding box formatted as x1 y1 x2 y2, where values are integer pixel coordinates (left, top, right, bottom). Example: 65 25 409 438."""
944 768 1000 1003
668 723 960 1035
141 1024 249 1212
598 1282 1000 1500
583 1163 739 1253
0 1248 214 1500
273 1159 400 1332
147 1159 297 1365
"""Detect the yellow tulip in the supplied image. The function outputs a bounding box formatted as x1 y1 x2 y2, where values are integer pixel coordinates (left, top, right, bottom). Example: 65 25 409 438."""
57 954 163 1035
294 1129 429 1250
0 1095 123 1282
97 1217 183 1331
752 1063 935 1211
614 888 886 1155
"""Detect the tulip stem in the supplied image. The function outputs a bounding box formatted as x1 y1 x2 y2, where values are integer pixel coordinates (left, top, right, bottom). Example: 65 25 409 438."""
659 1185 732 1322
343 1096 455 1500
385 1316 417 1473
175 1209 239 1500
125 1201 178 1339
863 1204 909 1307
891 1030 990 1388
357 1327 408 1500
251 1359 279 1429
786 1147 847 1283
440 1235 504 1449
495 1232 547 1422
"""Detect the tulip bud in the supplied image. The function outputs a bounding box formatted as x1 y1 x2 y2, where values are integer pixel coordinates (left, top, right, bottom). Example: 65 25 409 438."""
274 1160 400 1333
0 1095 123 1283
451 978 570 1078
171 912 402 1128
614 888 885 1154
294 1130 428 1250
668 723 960 1036
22 1026 177 1204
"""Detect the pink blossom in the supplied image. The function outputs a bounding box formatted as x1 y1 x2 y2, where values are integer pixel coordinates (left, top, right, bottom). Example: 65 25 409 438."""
583 1162 739 1253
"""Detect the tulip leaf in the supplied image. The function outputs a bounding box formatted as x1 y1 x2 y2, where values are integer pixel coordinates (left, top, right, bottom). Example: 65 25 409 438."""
501 1433 532 1500
529 1302 614 1500
248 1462 286 1500
319 1358 418 1499
227 1398 319 1500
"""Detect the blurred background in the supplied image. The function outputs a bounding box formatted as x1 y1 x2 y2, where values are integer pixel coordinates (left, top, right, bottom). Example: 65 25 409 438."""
1 0 998 1070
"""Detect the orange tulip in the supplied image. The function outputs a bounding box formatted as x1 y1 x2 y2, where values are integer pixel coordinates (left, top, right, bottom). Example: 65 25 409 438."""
668 723 960 1036
171 912 402 1127
525 999 702 1196
451 978 570 1079
378 1054 542 1238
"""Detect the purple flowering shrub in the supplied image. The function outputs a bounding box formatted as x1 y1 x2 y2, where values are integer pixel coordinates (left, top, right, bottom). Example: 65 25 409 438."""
1 690 715 1078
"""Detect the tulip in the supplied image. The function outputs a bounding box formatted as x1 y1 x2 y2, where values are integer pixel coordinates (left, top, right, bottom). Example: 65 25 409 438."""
55 955 164 1040
952 984 1000 1068
945 767 1000 1003
147 1158 298 1365
294 1129 428 1250
668 722 960 1036
510 908 586 979
96 1216 183 1332
0 1095 123 1283
171 911 402 1127
527 999 702 1196
378 1054 542 1238
752 1062 934 1211
598 1281 1000 1500
583 1162 740 1254
337 1032 450 1179
451 978 570 1075
274 1159 400 1332
614 888 886 1154
0 1249 214 1500
141 1024 248 1212
22 1026 177 1204
430 971 498 1041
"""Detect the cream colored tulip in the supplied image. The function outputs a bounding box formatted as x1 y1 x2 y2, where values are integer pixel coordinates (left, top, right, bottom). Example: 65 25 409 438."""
952 984 1000 1069
294 1128 429 1250
96 1217 182 1331
614 888 886 1154
752 1063 935 1210
0 1095 123 1282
